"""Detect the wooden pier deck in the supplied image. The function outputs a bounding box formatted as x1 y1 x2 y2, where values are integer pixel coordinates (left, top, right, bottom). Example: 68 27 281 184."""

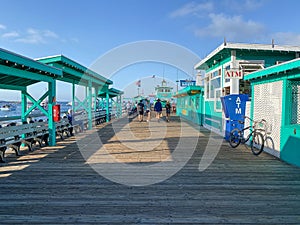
0 115 300 224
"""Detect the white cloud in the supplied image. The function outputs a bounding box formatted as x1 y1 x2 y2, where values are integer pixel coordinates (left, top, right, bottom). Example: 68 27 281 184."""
194 13 265 41
169 1 214 18
0 24 6 30
271 32 300 46
2 31 19 38
43 30 59 39
70 37 79 43
15 28 59 44
221 0 265 11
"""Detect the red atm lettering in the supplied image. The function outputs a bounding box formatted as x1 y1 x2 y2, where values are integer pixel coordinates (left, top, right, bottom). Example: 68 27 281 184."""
226 71 242 78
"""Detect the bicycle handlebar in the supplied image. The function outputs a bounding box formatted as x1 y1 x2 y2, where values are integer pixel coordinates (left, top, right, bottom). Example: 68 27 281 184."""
240 116 267 127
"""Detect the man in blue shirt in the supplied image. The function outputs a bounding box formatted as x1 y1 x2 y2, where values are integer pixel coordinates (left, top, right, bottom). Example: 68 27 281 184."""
154 99 162 122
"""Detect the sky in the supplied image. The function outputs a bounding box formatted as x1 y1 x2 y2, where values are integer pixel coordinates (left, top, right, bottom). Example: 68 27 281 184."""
1 0 300 101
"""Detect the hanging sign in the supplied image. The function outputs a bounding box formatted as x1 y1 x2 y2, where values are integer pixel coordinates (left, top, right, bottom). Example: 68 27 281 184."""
225 70 243 79
180 80 196 87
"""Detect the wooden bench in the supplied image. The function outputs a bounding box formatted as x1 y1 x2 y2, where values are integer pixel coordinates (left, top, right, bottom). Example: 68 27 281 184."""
0 113 112 162
55 118 71 139
0 122 46 162
73 111 110 130
0 118 73 162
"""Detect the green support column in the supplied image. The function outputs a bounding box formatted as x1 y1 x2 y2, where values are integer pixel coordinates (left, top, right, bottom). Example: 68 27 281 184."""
101 98 104 109
48 80 56 146
72 81 75 113
106 92 110 122
88 80 93 130
21 88 27 122
94 87 98 112
118 95 122 118
116 96 119 118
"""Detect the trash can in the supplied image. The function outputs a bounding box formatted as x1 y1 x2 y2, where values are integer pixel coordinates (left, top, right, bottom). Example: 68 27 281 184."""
53 104 61 122
220 94 249 141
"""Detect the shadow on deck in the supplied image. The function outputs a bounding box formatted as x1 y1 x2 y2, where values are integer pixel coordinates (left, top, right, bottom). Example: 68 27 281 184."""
0 114 300 224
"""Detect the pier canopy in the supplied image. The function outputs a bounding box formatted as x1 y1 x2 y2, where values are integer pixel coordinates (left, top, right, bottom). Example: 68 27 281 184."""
98 88 124 119
98 88 124 98
0 48 63 146
36 55 112 87
173 85 203 98
37 55 114 127
0 48 62 91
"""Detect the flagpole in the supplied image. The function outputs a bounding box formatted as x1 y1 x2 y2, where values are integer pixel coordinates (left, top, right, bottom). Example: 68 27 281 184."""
176 69 179 92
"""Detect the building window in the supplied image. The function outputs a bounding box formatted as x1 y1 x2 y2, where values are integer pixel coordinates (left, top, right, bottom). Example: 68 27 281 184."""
205 76 209 99
195 96 200 110
214 89 222 112
210 77 221 99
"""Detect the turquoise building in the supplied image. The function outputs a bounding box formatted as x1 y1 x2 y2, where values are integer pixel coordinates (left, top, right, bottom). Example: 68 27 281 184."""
173 85 203 125
193 42 300 135
244 59 300 166
174 41 300 166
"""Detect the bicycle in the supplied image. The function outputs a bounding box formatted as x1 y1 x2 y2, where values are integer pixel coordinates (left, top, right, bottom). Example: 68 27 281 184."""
229 116 266 155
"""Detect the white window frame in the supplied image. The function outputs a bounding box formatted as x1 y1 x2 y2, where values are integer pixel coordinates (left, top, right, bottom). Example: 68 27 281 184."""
214 88 222 112
205 67 221 101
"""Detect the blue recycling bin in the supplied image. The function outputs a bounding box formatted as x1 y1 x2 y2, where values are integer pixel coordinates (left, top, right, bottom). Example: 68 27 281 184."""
220 94 249 141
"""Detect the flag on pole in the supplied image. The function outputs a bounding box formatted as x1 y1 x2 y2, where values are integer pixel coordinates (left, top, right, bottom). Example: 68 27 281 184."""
135 79 141 87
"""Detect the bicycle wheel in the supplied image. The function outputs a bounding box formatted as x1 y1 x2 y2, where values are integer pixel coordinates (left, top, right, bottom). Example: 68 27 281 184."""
251 132 264 155
229 128 242 148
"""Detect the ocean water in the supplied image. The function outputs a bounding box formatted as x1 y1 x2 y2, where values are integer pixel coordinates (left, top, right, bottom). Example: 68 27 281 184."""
0 101 71 125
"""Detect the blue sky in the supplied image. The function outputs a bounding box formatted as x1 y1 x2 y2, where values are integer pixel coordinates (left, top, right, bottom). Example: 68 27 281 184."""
1 0 300 100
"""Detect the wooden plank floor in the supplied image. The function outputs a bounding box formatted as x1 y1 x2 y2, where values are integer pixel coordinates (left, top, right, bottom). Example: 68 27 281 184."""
0 114 300 224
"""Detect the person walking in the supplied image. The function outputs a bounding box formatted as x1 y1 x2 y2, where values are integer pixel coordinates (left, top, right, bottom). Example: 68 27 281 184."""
137 100 144 122
154 98 162 122
144 99 151 122
67 109 74 136
165 100 171 122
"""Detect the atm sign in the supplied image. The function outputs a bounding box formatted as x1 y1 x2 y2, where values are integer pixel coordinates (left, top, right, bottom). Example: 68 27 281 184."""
225 70 243 79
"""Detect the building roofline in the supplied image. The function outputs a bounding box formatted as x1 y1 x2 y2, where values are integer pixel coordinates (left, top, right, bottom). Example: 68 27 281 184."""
194 42 300 70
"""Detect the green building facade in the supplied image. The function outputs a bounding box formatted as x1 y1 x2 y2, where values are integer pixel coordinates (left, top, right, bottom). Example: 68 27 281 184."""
174 86 204 125
244 58 300 166
194 42 300 136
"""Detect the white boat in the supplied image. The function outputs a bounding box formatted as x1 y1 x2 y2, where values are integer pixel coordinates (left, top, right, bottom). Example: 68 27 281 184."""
0 104 16 111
